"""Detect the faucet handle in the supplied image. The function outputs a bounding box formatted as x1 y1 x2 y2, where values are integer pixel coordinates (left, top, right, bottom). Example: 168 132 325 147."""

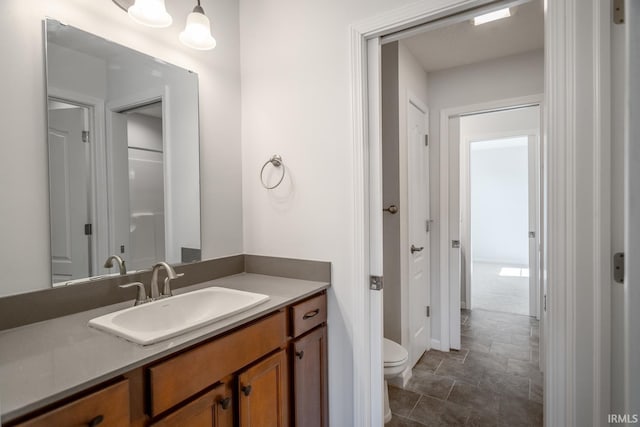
119 282 150 305
161 273 184 297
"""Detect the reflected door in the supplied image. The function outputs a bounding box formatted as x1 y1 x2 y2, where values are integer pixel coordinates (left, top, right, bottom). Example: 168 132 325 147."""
48 108 90 282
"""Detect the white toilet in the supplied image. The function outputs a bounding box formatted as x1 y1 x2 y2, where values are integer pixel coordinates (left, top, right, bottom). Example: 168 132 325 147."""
383 338 409 423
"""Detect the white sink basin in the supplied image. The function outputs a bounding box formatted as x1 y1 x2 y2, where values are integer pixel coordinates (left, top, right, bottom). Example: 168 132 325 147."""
89 287 270 345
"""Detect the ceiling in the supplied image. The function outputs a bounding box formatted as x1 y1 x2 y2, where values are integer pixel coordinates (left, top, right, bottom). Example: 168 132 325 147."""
402 0 544 73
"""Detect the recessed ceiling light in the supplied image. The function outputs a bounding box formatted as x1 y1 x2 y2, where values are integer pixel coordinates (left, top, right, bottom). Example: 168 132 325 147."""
473 8 511 26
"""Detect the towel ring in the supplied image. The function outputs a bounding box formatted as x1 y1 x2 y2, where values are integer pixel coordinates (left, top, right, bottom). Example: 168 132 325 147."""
260 155 286 189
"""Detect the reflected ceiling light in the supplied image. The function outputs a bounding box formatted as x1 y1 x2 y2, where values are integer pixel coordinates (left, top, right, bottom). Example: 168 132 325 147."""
128 0 173 28
473 8 511 26
180 0 217 50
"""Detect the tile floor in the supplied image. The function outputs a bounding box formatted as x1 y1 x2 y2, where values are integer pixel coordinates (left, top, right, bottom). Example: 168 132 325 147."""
387 309 542 426
472 262 529 316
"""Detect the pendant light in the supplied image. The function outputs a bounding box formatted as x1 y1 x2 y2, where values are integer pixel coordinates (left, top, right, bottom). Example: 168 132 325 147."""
127 0 173 28
179 0 217 50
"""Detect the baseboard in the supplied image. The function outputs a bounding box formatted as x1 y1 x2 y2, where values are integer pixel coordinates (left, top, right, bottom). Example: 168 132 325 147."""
389 365 412 388
430 338 442 351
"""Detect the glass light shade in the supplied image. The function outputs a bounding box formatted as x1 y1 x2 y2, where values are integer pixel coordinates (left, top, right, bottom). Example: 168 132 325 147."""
180 11 216 50
128 0 173 28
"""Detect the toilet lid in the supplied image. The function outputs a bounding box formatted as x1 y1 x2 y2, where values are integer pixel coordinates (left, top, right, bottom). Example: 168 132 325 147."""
383 338 408 367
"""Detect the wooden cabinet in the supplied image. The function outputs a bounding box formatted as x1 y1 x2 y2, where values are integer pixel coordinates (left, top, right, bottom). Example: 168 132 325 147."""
10 291 328 427
150 380 233 427
289 293 328 427
148 311 286 417
238 350 289 427
292 326 328 427
14 380 130 427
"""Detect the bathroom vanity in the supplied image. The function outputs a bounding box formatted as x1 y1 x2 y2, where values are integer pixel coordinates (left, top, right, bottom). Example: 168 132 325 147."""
0 273 329 427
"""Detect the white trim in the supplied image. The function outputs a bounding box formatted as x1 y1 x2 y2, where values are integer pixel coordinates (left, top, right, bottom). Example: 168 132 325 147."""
430 338 443 351
349 0 611 425
349 2 492 423
456 109 541 317
440 94 542 349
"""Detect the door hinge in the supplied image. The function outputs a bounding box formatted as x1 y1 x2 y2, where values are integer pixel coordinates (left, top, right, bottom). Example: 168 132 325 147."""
452 240 460 248
82 130 90 143
614 252 625 283
426 306 430 317
84 223 92 236
370 275 383 291
613 0 624 24
424 134 429 146
426 219 433 232
543 294 547 312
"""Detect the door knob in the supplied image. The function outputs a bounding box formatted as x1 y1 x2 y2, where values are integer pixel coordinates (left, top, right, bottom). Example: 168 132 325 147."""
411 245 424 254
383 205 398 214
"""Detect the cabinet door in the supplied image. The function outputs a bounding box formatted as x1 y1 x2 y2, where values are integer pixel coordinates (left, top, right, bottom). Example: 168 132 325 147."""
15 380 130 427
238 350 288 427
150 380 233 427
292 326 328 427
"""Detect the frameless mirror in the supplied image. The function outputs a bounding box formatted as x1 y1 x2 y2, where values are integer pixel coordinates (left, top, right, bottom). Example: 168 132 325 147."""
45 18 201 286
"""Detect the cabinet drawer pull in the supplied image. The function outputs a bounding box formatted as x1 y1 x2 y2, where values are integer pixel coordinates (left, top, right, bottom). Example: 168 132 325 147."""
220 397 231 410
296 350 304 360
241 385 252 396
303 309 320 320
88 415 104 426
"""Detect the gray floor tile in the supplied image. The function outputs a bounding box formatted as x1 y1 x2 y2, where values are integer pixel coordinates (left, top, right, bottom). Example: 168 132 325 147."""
447 382 500 414
435 358 485 385
389 385 422 418
391 309 542 426
410 395 471 426
498 395 543 426
406 370 455 400
386 413 427 426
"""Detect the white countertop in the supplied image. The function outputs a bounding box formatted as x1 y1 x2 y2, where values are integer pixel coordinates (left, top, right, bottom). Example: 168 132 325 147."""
0 273 329 423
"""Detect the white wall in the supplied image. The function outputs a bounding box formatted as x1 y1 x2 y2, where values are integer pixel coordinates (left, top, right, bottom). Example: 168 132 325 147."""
427 49 544 341
47 43 107 100
0 0 242 296
239 1 428 424
382 41 429 347
470 139 529 265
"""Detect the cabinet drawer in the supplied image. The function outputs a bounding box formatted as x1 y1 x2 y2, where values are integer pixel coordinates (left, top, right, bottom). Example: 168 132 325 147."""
148 311 286 417
15 379 129 427
290 293 327 338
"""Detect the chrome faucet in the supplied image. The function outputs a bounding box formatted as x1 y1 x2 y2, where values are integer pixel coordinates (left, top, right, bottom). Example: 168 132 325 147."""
119 282 150 306
150 262 184 300
104 255 127 275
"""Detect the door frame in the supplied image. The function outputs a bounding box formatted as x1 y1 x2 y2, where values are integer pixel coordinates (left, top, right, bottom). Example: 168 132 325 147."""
441 95 542 349
349 0 611 425
47 87 107 279
455 100 542 319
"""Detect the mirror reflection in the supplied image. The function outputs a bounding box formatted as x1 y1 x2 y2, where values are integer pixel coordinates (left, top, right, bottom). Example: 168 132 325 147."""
45 19 201 286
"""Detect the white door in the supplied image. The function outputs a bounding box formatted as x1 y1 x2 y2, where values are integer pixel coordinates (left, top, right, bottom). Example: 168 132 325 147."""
449 116 461 350
48 107 90 282
408 100 430 365
107 112 131 264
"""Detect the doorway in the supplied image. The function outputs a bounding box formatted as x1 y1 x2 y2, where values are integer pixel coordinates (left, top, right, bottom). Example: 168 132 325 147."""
460 106 541 318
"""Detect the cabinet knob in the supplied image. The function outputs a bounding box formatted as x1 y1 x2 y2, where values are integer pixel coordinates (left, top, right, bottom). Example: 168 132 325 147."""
241 385 252 396
88 415 104 426
220 397 231 410
296 350 304 360
303 309 320 320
